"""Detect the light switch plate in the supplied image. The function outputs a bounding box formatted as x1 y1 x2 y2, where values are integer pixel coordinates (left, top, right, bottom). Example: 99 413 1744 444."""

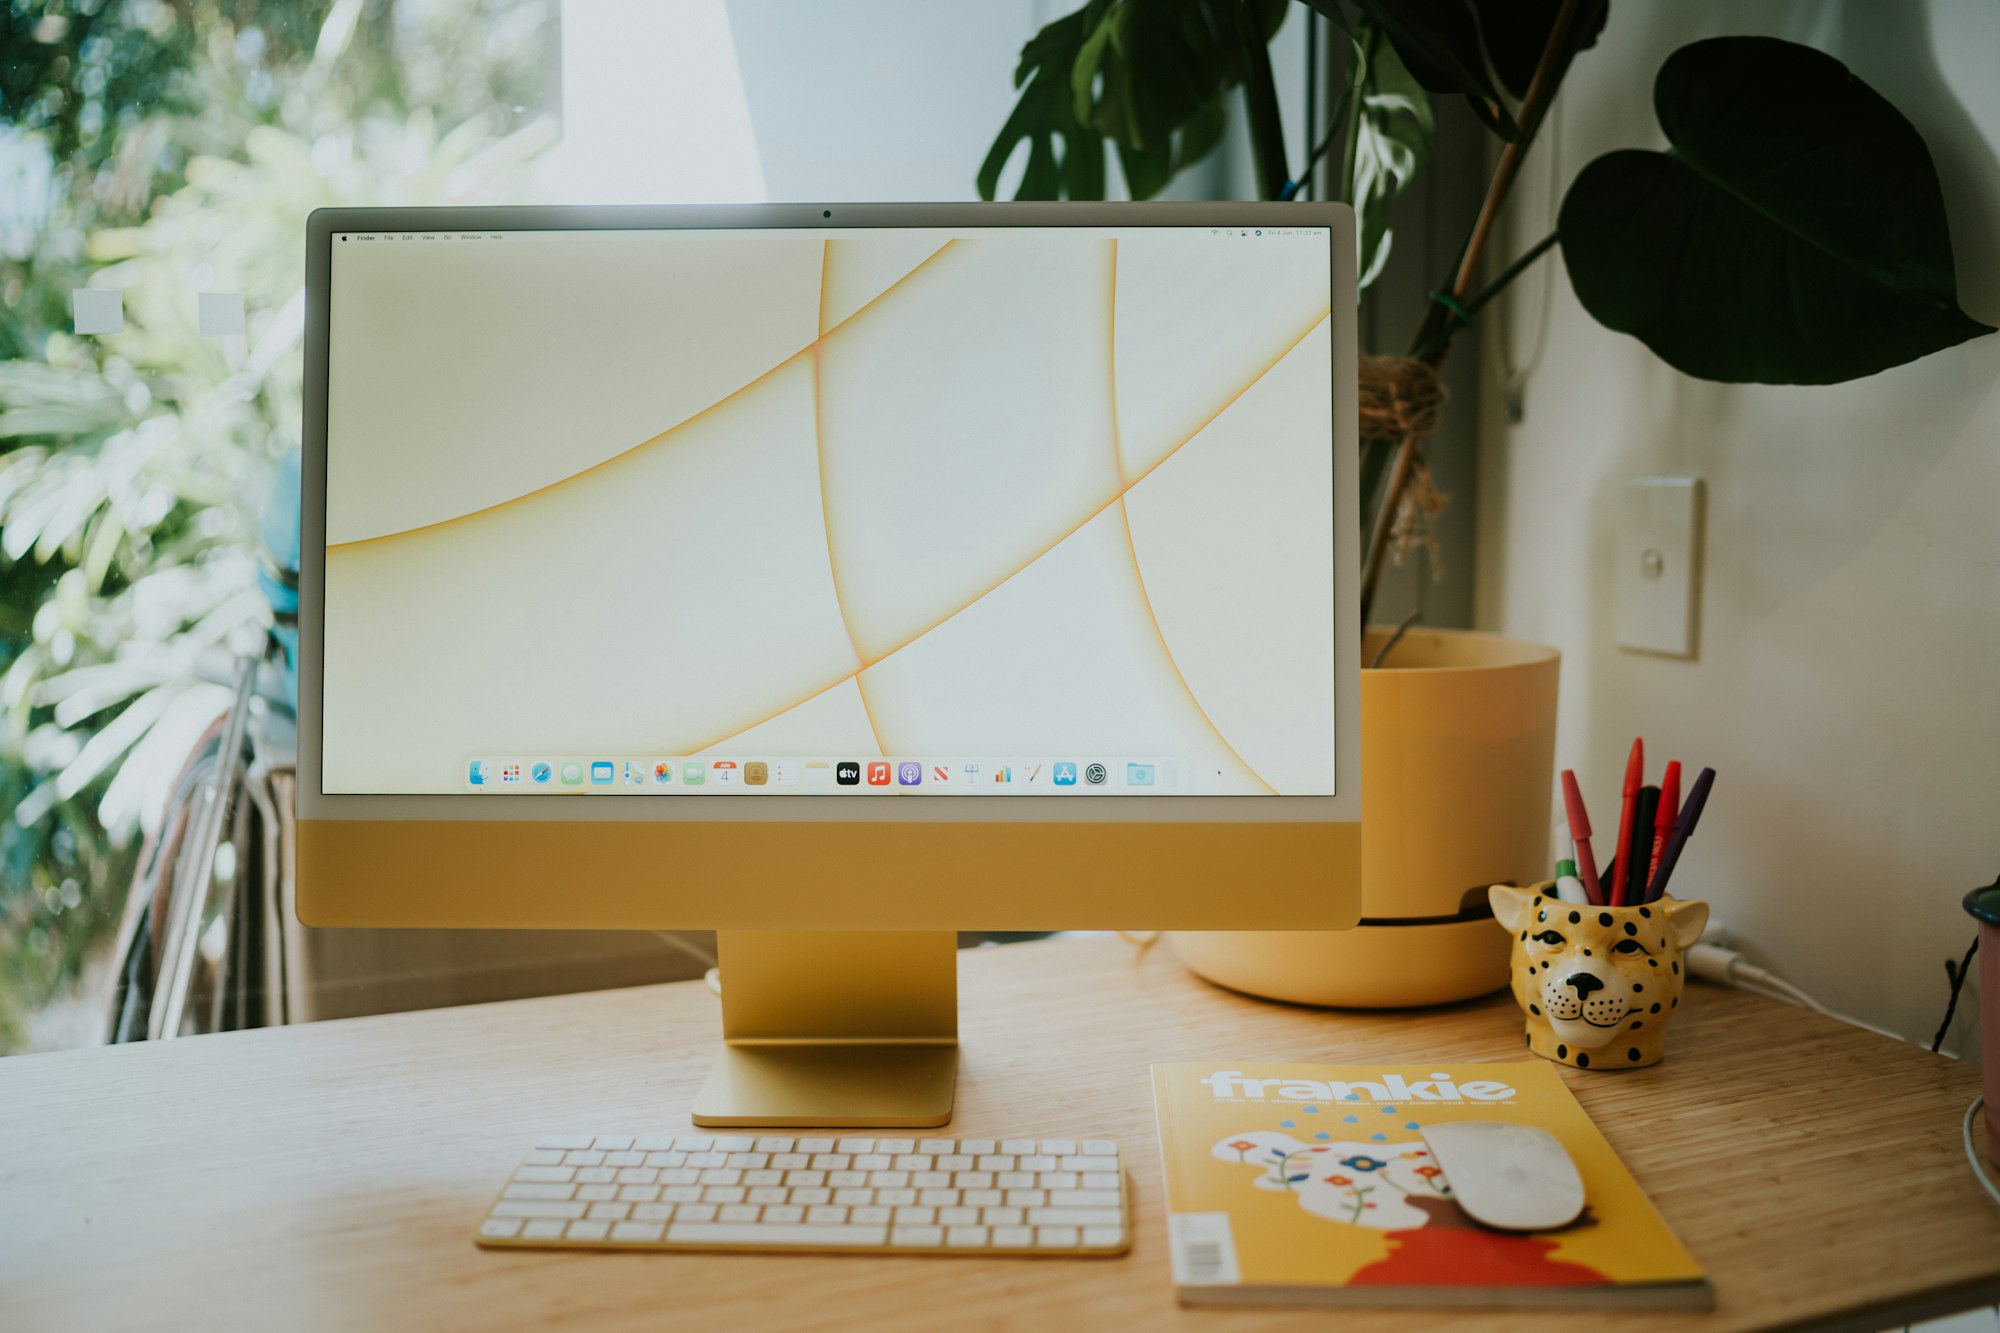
1614 477 1703 657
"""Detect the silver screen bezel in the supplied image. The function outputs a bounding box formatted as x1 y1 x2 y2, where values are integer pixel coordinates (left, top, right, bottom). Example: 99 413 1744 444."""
297 202 1360 827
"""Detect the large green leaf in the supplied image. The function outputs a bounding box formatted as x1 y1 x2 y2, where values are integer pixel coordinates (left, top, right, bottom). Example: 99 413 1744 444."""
1558 36 1994 384
978 0 1280 200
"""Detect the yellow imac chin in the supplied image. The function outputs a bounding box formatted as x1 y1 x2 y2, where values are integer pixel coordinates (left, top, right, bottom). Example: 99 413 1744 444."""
297 202 1362 1127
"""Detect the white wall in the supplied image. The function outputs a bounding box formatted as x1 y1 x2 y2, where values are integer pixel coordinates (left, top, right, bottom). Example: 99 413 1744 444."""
1476 0 2000 1056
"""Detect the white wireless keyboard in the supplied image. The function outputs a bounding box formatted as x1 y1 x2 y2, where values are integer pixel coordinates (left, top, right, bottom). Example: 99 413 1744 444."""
476 1133 1130 1256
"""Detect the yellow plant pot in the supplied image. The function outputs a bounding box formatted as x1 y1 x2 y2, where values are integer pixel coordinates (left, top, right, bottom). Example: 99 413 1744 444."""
1169 627 1560 1008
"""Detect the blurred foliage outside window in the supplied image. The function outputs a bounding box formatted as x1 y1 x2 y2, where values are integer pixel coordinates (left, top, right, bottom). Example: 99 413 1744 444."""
0 0 559 1050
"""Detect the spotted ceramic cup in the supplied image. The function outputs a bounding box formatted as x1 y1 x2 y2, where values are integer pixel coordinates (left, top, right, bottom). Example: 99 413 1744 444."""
1489 882 1708 1070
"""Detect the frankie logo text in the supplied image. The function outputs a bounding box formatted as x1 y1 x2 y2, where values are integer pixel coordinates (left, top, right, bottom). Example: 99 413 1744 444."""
1198 1070 1516 1104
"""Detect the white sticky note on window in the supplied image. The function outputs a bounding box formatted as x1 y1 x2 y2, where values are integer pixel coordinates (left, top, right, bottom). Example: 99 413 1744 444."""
197 292 245 337
71 288 124 336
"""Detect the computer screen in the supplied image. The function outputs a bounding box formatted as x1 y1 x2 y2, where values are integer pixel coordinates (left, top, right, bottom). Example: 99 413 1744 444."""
319 223 1336 799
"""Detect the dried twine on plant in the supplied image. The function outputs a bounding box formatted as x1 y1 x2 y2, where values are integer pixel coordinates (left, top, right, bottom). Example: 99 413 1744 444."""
1358 354 1450 580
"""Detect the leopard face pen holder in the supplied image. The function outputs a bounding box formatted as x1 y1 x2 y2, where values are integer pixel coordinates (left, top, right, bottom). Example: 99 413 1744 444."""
1489 883 1708 1070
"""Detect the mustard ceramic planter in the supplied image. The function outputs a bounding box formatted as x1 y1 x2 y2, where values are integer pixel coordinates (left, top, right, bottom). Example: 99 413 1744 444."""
1489 882 1708 1070
1169 628 1559 1009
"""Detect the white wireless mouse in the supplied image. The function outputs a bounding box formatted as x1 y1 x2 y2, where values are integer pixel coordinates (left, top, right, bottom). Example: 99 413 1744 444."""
1418 1121 1586 1232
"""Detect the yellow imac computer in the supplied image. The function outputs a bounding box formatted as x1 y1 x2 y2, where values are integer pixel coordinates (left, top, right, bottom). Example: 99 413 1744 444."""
297 202 1361 1127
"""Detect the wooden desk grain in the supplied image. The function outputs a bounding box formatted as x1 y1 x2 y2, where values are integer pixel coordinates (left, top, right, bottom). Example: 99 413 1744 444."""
2 935 1994 1332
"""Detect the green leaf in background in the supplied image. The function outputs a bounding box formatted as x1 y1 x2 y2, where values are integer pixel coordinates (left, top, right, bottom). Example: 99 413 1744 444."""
1558 36 1995 384
979 0 1281 200
1336 0 1515 140
1470 0 1608 101
978 9 1106 200
1348 36 1432 290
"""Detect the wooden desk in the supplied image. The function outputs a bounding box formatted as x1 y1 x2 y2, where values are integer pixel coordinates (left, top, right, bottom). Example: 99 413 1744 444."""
3 935 1995 1331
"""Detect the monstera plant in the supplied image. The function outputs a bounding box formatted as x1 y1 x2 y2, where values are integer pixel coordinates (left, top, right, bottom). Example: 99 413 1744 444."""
978 1 1994 622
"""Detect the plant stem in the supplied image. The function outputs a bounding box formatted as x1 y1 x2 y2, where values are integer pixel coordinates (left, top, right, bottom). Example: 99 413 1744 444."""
1236 0 1290 201
1409 230 1557 362
1363 0 1587 625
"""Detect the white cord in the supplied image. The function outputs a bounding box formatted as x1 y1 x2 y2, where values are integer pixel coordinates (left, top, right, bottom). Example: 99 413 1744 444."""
1966 1098 2000 1209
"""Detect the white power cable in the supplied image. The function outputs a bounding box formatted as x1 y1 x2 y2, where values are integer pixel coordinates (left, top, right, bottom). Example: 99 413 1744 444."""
1967 1099 2000 1210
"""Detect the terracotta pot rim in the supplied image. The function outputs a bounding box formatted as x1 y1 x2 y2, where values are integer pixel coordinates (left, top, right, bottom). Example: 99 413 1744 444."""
1361 625 1560 674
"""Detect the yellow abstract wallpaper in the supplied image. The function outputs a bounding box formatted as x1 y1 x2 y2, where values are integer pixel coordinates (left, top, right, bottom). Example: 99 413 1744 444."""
321 229 1334 794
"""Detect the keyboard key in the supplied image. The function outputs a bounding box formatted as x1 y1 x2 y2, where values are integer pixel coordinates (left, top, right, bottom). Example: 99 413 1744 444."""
503 1183 576 1201
522 1150 566 1166
1039 1140 1076 1156
1040 1172 1079 1191
938 1207 978 1226
1001 1139 1037 1155
993 1226 1033 1248
935 1155 974 1172
697 1169 742 1186
947 1226 989 1247
962 1190 1001 1208
726 1153 769 1170
1082 1226 1124 1248
719 1205 761 1223
797 1137 835 1154
632 1203 676 1221
763 1205 804 1223
615 1168 657 1184
686 1152 727 1169
603 1151 643 1167
919 1139 955 1154
1083 1172 1120 1191
997 1171 1034 1189
592 1136 634 1152
891 1226 942 1247
828 1171 867 1189
522 1219 567 1240
612 1221 665 1243
865 1171 910 1189
952 1171 993 1189
835 1138 876 1154
702 1186 746 1204
1018 1156 1056 1172
806 1205 848 1224
852 1154 892 1171
1005 1190 1047 1208
876 1138 916 1155
748 1187 788 1205
1037 1225 1080 1247
959 1139 996 1156
575 1184 618 1202
587 1202 631 1220
789 1188 830 1206
851 1206 891 1225
677 1204 717 1223
913 1172 952 1190
562 1150 605 1167
893 1155 932 1173
754 1137 795 1153
1048 1189 1122 1209
1057 1156 1097 1173
662 1186 703 1204
668 1222 888 1247
575 1167 616 1185
744 1170 783 1187
619 1185 660 1202
493 1200 587 1219
712 1135 756 1152
674 1136 714 1152
876 1188 916 1207
809 1154 850 1171
479 1218 522 1238
918 1189 960 1207
834 1188 873 1206
644 1151 686 1168
566 1220 610 1241
894 1206 936 1225
982 1206 1024 1227
978 1156 1016 1173
1083 1142 1118 1157
1028 1208 1122 1227
784 1170 826 1188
